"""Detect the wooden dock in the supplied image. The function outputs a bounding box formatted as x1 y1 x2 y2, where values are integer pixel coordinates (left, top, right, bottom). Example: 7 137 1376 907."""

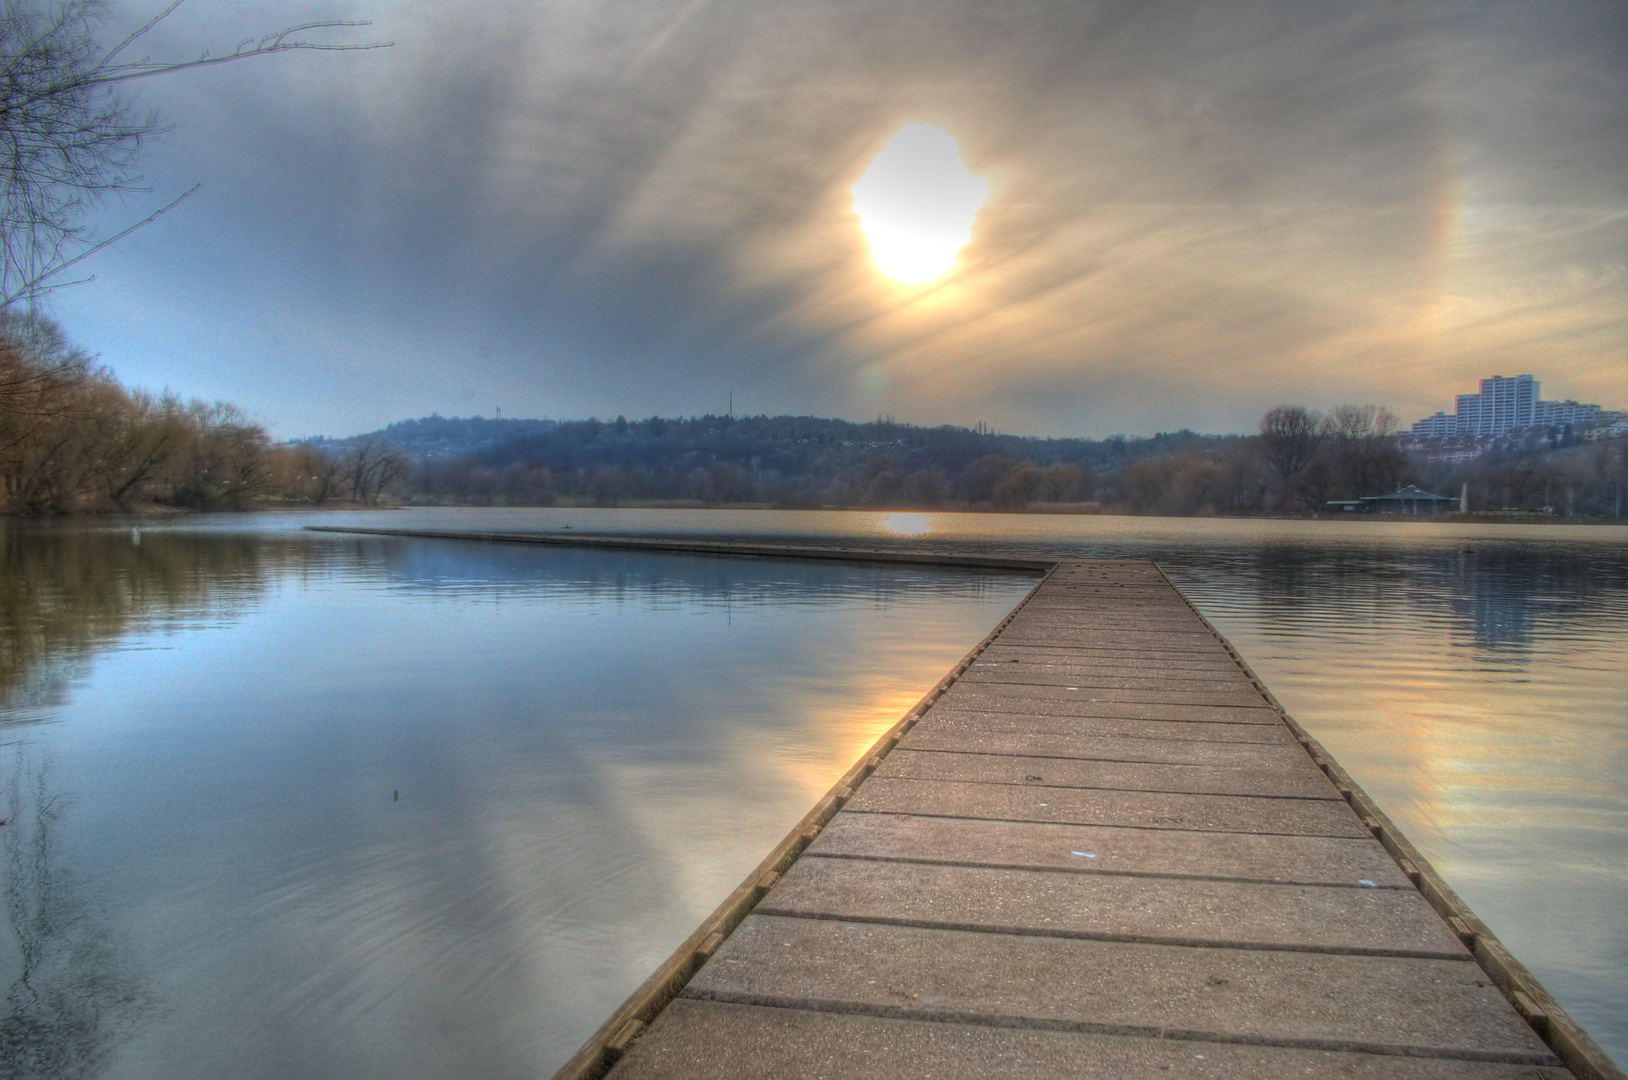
551 558 1618 1080
303 531 1615 1079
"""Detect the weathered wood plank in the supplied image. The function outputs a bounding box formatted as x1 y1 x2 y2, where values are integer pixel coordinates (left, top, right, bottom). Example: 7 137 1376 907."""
898 724 1317 765
806 812 1414 887
931 691 1284 724
760 856 1469 957
611 1000 1571 1080
848 776 1374 836
874 747 1340 799
685 916 1554 1064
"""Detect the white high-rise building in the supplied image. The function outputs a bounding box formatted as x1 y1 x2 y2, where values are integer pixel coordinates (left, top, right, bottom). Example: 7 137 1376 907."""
1461 375 1538 437
1408 374 1603 440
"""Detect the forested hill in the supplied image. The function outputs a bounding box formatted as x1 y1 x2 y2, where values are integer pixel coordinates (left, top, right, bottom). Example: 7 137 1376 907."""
295 410 1623 518
319 412 1225 475
307 413 1236 508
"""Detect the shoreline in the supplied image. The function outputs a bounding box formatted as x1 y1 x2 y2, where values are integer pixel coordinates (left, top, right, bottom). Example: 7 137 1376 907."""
6 502 1624 526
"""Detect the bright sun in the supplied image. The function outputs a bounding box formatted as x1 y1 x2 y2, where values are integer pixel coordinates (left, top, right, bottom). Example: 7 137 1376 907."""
852 124 988 283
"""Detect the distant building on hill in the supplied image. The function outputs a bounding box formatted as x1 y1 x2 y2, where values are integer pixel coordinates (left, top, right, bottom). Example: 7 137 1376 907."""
1534 399 1616 429
1411 375 1623 440
1584 418 1628 442
1457 374 1538 436
1410 411 1459 440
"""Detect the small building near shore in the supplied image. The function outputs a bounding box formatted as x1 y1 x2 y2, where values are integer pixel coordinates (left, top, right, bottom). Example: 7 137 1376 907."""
1328 485 1458 514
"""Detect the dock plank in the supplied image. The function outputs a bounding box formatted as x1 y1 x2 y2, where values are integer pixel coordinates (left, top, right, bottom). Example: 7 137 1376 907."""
759 856 1469 957
927 698 1288 728
612 1000 1570 1080
943 683 1270 707
806 812 1413 887
994 633 1227 652
898 724 1318 765
916 712 1295 744
960 669 1256 692
686 916 1554 1063
971 655 1246 676
849 776 1373 836
874 747 1339 799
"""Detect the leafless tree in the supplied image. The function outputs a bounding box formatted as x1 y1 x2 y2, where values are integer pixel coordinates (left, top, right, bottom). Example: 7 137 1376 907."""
1257 405 1323 486
307 446 346 506
1322 404 1405 497
0 309 92 422
94 388 181 505
0 0 388 305
341 435 407 505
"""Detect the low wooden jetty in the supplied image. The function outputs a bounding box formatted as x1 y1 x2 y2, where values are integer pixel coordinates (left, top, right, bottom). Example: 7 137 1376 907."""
303 531 1618 1079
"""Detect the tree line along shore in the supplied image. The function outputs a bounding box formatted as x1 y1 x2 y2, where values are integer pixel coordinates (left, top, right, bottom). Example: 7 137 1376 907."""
3 317 1623 519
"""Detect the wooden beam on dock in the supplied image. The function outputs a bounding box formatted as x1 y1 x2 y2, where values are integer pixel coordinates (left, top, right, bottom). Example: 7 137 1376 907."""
303 525 1055 573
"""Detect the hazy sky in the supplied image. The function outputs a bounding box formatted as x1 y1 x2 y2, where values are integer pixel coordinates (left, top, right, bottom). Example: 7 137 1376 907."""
39 0 1628 438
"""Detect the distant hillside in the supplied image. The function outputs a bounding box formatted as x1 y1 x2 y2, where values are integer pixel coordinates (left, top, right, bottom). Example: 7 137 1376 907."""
310 412 1228 471
309 415 565 461
287 409 1624 518
300 412 1237 509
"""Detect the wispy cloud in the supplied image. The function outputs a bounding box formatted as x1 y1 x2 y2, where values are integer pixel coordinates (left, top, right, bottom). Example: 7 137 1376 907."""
47 0 1628 436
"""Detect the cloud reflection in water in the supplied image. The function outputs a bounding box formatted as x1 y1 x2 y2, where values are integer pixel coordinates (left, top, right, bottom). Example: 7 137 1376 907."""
0 532 1031 1078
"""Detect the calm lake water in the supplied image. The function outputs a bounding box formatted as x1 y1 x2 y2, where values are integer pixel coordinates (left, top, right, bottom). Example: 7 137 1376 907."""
2 508 1623 1076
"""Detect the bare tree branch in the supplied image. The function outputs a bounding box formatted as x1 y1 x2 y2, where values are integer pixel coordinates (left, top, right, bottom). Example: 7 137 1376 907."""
0 182 196 305
85 12 390 90
0 0 389 306
1258 405 1322 483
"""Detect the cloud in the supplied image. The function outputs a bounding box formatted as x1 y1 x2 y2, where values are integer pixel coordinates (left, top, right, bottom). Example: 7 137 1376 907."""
42 0 1628 436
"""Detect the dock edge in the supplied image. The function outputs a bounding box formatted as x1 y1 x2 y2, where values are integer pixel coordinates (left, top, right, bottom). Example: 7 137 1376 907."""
1153 562 1625 1080
547 559 1058 1080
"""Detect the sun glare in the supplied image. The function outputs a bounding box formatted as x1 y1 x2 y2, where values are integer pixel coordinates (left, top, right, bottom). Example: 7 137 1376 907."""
879 512 932 537
853 125 988 283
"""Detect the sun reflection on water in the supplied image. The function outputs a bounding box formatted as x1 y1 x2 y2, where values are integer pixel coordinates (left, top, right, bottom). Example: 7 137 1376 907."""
878 512 932 537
